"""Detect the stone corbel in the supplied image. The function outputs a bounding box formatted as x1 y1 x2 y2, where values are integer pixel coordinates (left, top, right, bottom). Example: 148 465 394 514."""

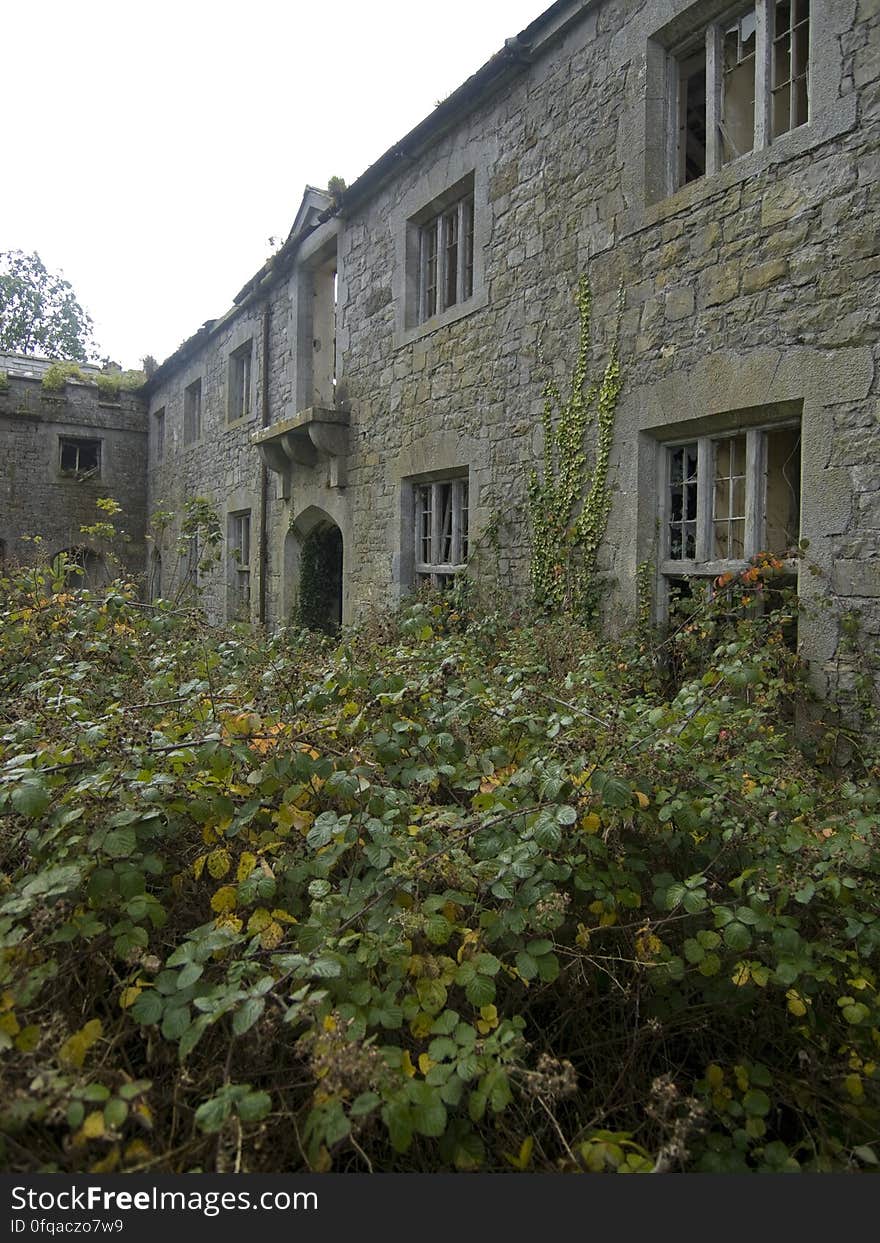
252 407 349 497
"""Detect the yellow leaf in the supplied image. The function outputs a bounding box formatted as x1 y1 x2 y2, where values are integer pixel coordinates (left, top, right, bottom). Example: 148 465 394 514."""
14 1025 40 1053
81 1111 106 1141
201 826 219 845
207 849 231 879
734 1064 749 1092
580 812 601 834
59 1019 103 1069
123 1140 152 1166
119 987 142 1010
323 1014 338 1033
0 1012 20 1037
90 1146 120 1174
480 1004 498 1025
635 791 650 810
418 1053 436 1075
192 854 207 879
341 701 360 718
313 1145 332 1173
210 885 238 914
706 1064 724 1089
214 914 242 934
575 923 591 949
260 921 284 950
247 908 272 934
270 908 298 925
731 963 751 987
133 1102 153 1130
237 852 258 882
845 1074 864 1101
786 989 807 1017
0 990 15 1012
409 1011 434 1040
401 1051 416 1078
519 1136 534 1167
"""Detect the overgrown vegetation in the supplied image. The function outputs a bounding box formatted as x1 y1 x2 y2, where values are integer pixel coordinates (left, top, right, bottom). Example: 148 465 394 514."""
527 276 624 619
0 555 878 1174
41 364 146 397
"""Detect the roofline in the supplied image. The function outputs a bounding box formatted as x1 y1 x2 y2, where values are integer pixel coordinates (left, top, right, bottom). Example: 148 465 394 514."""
337 1 593 213
143 1 597 397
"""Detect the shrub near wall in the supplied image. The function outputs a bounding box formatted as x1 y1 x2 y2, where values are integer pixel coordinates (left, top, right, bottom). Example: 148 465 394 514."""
0 560 878 1173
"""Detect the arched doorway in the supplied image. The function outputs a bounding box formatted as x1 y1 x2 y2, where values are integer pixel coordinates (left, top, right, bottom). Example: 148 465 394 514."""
283 508 343 634
57 547 111 590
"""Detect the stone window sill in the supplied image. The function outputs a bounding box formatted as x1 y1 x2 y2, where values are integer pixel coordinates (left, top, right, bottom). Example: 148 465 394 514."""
394 287 488 351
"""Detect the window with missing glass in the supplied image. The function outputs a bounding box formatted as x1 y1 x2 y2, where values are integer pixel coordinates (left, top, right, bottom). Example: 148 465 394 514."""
414 477 469 588
662 422 801 593
672 1 810 190
228 342 253 422
416 183 475 325
59 437 101 478
228 510 251 619
183 379 202 444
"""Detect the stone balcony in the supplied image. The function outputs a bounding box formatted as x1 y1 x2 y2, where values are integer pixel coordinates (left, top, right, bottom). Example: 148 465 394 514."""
252 407 349 495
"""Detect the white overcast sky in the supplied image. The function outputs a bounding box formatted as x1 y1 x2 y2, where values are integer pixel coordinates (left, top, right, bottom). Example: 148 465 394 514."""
3 0 546 369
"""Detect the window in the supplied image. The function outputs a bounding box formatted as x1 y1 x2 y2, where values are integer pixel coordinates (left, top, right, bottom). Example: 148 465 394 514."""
59 437 101 478
228 510 251 619
184 379 202 444
228 342 253 422
661 421 801 595
417 184 475 325
414 477 469 587
672 1 810 191
154 408 165 462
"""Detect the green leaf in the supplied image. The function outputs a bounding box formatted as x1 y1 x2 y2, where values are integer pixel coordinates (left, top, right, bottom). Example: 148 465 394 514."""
723 922 752 952
161 1004 191 1041
232 997 265 1036
350 1092 381 1118
130 990 163 1026
12 781 51 818
309 957 342 979
516 951 539 980
464 974 495 1007
195 1094 231 1134
104 1098 129 1129
237 1090 271 1124
425 914 453 945
743 1089 771 1117
103 827 137 858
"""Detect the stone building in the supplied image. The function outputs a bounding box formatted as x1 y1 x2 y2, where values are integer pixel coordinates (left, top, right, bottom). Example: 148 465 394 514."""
10 0 879 703
0 354 147 585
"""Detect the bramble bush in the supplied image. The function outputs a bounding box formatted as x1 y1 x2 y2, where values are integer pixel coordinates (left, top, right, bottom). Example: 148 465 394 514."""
0 554 878 1174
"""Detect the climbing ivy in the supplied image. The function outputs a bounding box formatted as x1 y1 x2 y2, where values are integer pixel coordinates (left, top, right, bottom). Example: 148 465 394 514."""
527 275 624 619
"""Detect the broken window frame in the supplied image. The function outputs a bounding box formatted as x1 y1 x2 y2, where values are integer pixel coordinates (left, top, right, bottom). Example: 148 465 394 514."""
228 342 253 423
414 477 469 589
670 0 810 191
183 379 202 445
228 510 251 619
417 191 475 325
660 421 801 600
59 437 101 479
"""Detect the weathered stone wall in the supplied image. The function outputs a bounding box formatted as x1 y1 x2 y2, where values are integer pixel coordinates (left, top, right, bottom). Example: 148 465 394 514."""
0 356 147 582
145 284 295 620
143 0 880 704
335 0 880 697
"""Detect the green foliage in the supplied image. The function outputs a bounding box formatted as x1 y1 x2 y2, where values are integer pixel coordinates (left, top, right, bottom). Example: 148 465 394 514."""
0 561 878 1174
95 370 147 401
0 250 97 362
527 276 624 619
0 370 8 393
42 362 88 393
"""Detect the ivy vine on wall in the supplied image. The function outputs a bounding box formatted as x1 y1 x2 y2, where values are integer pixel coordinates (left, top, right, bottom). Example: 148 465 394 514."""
527 274 624 619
